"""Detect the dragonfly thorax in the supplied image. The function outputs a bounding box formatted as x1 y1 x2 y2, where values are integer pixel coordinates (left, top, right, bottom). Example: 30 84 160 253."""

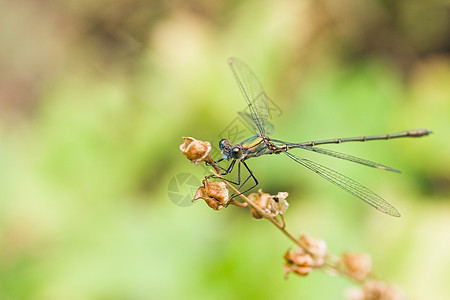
219 139 247 160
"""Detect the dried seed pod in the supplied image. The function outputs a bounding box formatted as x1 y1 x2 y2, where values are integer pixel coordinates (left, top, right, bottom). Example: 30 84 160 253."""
342 252 372 281
192 179 230 210
283 249 314 276
180 137 212 165
345 280 406 300
299 234 327 267
248 189 289 219
283 234 327 277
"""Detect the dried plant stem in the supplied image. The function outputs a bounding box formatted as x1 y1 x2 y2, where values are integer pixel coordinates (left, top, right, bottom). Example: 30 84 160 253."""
183 138 406 297
210 170 315 257
210 169 368 283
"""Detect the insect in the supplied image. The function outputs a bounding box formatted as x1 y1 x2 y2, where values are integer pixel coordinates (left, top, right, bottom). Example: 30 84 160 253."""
213 58 431 217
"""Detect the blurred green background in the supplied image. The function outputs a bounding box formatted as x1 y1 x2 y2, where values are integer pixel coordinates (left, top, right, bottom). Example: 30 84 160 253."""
1 0 449 299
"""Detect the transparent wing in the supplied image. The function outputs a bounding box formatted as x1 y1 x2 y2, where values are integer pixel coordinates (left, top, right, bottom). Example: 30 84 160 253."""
299 145 400 172
228 57 271 136
282 151 401 217
270 139 401 172
238 111 274 135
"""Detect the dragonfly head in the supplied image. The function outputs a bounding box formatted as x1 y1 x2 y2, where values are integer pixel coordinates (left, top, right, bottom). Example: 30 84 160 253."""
219 139 246 160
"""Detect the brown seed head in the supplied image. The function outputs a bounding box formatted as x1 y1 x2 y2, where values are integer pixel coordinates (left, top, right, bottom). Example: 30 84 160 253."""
248 189 289 219
342 252 372 281
180 137 212 165
345 280 406 300
192 179 230 210
283 250 314 276
299 234 327 267
283 234 327 277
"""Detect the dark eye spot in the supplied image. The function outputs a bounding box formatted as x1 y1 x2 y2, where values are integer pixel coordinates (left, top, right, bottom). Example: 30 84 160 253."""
219 139 228 150
231 147 243 159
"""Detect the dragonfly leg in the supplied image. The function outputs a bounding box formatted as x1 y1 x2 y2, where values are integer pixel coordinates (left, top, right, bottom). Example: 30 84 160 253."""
206 159 235 178
208 159 259 201
209 159 242 186
228 161 259 201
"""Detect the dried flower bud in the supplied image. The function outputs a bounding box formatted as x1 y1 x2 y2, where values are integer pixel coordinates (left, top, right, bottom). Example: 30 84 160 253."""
180 137 212 165
283 249 314 276
283 234 327 277
299 234 327 267
345 280 406 300
192 179 230 210
342 252 372 281
248 189 289 219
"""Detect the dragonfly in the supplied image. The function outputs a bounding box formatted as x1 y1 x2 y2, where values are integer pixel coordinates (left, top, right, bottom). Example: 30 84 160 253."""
213 57 431 217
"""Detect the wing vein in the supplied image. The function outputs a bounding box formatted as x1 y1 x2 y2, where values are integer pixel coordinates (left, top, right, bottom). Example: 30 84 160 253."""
282 151 401 217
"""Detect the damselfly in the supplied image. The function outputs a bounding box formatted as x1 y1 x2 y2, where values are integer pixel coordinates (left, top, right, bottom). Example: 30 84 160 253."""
213 58 431 217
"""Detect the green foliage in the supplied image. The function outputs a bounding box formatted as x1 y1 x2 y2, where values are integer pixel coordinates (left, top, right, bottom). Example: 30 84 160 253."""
0 1 449 299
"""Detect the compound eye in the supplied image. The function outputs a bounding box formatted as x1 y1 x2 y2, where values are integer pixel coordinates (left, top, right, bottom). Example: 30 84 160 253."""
219 139 228 150
231 147 243 159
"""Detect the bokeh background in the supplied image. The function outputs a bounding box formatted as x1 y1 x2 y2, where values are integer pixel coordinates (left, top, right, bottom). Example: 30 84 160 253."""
1 0 449 299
